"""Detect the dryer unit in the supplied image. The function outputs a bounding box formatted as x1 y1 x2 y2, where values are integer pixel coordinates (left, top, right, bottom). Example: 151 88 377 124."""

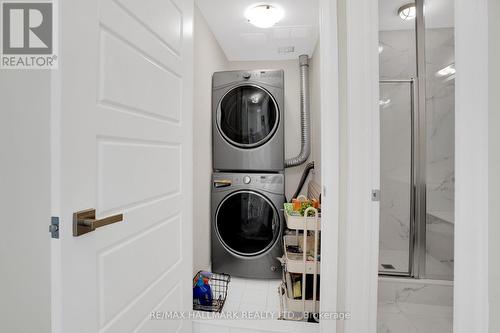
212 69 284 172
211 172 284 278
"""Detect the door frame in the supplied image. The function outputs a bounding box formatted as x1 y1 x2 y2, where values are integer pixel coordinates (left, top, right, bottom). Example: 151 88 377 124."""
334 1 491 333
317 0 340 333
336 0 380 332
43 0 491 331
453 0 489 332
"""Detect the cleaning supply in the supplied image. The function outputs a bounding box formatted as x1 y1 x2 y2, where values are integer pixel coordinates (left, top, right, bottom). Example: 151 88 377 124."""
292 198 301 211
311 198 320 209
193 271 213 306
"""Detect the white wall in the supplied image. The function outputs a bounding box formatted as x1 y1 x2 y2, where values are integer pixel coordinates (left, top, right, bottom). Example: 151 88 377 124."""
193 5 228 273
310 42 322 187
227 46 322 200
0 71 52 332
489 0 500 331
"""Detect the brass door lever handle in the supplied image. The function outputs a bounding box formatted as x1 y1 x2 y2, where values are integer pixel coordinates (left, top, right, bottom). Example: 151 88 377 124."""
73 208 123 236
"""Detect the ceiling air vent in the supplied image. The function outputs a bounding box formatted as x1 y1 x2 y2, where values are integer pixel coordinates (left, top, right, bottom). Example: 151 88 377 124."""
381 264 396 270
278 46 295 54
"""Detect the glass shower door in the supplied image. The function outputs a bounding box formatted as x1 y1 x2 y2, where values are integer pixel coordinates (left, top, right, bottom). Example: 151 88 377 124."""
378 0 455 281
379 80 414 276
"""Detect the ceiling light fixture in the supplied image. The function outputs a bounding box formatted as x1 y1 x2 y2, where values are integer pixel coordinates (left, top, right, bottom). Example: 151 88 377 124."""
436 63 456 77
245 4 284 29
278 46 295 54
379 98 391 108
398 3 416 21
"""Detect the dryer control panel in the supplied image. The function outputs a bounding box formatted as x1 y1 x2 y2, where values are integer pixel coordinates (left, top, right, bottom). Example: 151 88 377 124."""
212 69 284 90
213 173 284 194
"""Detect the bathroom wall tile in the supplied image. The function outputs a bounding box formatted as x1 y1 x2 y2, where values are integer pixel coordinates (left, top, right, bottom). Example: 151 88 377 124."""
379 29 417 80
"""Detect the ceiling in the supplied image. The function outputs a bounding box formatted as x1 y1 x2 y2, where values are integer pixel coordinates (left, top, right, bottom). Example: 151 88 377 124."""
379 0 454 31
195 0 319 61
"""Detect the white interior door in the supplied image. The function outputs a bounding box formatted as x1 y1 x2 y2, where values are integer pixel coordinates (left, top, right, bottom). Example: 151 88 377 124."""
55 0 193 332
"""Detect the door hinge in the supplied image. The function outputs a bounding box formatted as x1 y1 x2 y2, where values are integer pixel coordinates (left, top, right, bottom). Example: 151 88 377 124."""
49 216 59 239
371 189 380 202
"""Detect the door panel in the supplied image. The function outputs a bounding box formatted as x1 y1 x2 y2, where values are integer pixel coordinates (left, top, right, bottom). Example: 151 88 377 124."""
57 0 193 332
99 30 182 121
116 0 183 54
97 141 181 213
99 214 181 324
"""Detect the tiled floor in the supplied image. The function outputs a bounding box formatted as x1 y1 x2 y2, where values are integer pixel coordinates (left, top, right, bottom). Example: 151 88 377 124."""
379 249 411 273
193 277 319 333
378 302 453 333
222 277 281 314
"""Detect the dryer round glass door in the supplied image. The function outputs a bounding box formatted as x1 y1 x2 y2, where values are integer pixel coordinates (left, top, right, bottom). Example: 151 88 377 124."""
217 85 279 148
215 190 280 256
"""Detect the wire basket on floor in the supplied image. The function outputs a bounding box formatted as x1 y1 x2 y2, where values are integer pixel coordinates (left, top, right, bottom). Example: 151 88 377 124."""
192 271 231 313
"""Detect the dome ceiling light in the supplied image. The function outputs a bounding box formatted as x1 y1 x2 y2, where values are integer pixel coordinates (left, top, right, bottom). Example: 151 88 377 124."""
379 98 391 108
436 63 456 77
244 4 284 29
398 3 416 21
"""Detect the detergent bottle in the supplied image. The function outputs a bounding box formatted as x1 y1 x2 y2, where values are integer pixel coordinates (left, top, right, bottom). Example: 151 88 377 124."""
193 271 213 306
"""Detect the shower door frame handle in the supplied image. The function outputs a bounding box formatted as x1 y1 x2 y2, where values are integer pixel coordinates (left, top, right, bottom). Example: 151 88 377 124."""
413 0 428 279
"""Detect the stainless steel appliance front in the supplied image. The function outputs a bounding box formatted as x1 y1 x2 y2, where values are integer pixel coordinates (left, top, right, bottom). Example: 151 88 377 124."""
211 172 285 278
212 69 284 172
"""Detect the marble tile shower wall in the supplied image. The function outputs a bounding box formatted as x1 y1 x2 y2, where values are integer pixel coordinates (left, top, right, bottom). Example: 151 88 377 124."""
379 28 454 280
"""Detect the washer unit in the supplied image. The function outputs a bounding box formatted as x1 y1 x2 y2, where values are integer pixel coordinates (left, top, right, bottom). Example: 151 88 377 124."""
211 172 285 278
212 69 284 172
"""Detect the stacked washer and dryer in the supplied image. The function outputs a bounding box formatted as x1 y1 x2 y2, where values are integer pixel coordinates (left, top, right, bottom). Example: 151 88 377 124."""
211 69 286 279
211 55 311 279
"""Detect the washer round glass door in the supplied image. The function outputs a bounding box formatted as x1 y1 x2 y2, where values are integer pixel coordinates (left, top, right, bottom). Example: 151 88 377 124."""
216 190 280 256
217 85 279 148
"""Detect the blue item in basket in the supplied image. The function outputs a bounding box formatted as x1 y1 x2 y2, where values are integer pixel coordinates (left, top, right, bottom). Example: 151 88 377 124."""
193 271 213 306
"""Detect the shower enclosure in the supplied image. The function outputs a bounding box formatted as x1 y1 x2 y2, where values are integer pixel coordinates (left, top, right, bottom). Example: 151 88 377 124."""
378 0 455 280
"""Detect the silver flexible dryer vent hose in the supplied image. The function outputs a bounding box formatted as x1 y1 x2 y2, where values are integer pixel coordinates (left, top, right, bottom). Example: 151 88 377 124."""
285 54 311 168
